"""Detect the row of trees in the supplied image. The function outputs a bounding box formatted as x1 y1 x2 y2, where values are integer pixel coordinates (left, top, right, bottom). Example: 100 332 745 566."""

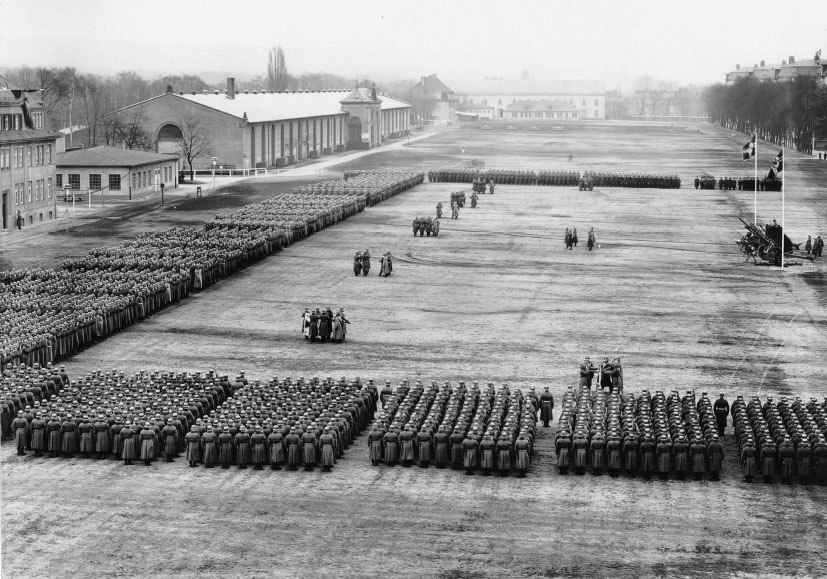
703 77 827 154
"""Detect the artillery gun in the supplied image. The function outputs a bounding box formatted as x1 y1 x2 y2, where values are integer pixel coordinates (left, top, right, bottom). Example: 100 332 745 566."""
736 213 812 265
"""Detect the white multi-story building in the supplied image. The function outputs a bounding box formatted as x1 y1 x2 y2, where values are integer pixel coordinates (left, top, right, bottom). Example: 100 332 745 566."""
449 79 605 120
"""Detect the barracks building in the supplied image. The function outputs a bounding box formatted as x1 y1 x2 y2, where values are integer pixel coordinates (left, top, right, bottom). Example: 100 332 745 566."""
114 79 411 171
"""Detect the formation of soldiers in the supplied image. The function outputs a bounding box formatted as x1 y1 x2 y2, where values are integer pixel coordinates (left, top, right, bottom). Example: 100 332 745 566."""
4 365 237 464
693 176 783 192
555 387 724 480
4 366 377 472
368 380 536 477
412 216 440 236
1 172 421 370
302 308 350 343
581 171 681 189
732 395 827 484
429 168 587 187
187 375 376 471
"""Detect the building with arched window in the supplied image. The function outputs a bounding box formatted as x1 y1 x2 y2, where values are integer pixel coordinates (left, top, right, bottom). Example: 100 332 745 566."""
110 80 410 170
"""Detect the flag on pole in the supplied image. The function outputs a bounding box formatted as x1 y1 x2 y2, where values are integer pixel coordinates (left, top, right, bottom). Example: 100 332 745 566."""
742 134 756 160
767 150 783 178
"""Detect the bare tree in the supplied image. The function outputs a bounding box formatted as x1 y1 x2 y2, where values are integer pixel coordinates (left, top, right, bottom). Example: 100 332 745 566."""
177 115 211 177
103 108 154 150
267 46 290 91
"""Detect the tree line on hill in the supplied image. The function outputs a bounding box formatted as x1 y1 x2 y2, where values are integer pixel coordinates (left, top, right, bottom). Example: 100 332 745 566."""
703 77 827 154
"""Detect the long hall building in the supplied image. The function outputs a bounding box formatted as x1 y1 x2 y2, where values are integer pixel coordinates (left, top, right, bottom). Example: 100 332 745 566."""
115 80 411 170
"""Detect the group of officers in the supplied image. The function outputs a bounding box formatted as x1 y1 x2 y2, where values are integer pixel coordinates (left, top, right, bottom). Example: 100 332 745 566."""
301 308 351 343
368 380 537 477
554 386 725 480
578 356 623 392
564 227 597 250
732 394 827 484
352 249 394 276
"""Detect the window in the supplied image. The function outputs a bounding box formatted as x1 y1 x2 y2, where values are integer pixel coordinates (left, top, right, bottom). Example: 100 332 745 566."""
2 115 8 130
594 99 599 106
0 148 5 170
68 174 80 190
27 181 32 202
13 115 20 130
594 110 599 117
89 174 101 191
27 146 32 166
109 174 120 191
131 173 137 191
56 174 62 188
47 178 52 198
46 144 51 164
33 113 43 128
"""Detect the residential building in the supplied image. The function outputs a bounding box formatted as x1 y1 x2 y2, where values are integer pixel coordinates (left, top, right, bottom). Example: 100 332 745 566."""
0 74 62 231
408 74 457 124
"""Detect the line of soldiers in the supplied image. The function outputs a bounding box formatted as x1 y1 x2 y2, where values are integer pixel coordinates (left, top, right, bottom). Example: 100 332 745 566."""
185 375 376 471
302 308 350 343
694 176 718 190
368 380 536 477
554 387 724 480
6 367 240 464
2 172 423 370
581 171 681 189
732 395 827 484
536 171 579 186
412 217 440 236
578 356 623 393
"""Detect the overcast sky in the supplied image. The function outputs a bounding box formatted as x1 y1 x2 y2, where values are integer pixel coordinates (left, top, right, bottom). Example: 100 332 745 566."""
2 0 826 89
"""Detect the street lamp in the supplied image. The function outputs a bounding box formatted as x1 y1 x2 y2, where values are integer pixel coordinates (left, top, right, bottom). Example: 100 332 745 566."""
211 156 217 190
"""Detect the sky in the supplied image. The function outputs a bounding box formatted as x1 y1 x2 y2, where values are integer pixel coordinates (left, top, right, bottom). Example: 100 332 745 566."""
1 0 826 89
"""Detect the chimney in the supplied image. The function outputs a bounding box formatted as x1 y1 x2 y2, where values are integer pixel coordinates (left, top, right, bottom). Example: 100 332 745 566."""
789 56 795 64
736 64 740 70
760 60 765 67
227 77 236 99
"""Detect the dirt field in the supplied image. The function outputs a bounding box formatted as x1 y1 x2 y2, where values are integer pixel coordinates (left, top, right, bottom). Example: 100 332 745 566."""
2 123 826 579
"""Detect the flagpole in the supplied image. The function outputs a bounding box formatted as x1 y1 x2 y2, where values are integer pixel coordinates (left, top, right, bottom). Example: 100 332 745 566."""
754 131 758 223
781 145 785 268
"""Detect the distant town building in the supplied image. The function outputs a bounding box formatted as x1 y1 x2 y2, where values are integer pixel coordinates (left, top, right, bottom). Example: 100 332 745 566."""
56 146 179 199
450 79 605 119
110 79 410 170
0 74 62 231
455 104 496 120
503 100 580 120
725 53 827 84
408 74 457 124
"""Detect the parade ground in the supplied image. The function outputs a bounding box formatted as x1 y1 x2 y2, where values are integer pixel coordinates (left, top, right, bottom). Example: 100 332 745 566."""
2 122 827 578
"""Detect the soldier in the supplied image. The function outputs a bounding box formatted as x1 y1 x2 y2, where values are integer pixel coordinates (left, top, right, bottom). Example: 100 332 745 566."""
416 427 432 468
488 179 495 194
383 425 399 466
610 358 624 394
201 425 218 468
813 235 823 258
235 426 251 469
590 434 606 476
573 432 589 475
436 202 443 219
565 228 573 250
319 426 335 472
139 422 155 466
539 387 554 427
451 201 459 220
218 426 234 469
514 435 530 477
30 412 46 457
714 394 729 435
587 228 595 251
599 358 613 391
12 410 28 455
412 217 420 237
399 423 416 467
361 249 371 275
184 425 201 467
434 425 450 469
462 431 479 475
805 235 812 253
579 357 597 389
268 426 284 470
555 431 572 474
572 228 579 248
673 435 689 480
470 191 478 208
367 424 384 466
479 433 495 475
607 433 622 477
162 419 178 462
353 253 362 276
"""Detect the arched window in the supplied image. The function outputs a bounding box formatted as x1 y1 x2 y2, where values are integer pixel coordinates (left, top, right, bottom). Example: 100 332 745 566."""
157 124 183 140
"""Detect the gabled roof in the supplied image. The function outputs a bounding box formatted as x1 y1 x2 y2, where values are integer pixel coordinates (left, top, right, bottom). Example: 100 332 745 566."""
410 74 454 97
449 78 605 96
57 145 178 168
124 90 411 123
